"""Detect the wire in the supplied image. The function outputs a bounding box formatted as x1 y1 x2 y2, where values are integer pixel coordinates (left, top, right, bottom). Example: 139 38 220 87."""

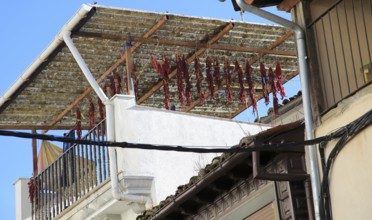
0 129 327 153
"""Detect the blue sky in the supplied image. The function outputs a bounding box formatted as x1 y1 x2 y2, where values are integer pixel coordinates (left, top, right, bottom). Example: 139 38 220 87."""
0 1 296 219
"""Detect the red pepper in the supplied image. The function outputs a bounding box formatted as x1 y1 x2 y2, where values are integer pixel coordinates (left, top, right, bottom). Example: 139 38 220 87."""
260 61 269 105
76 107 82 139
176 55 186 106
224 57 233 104
268 67 278 114
245 61 258 114
206 57 215 99
194 56 205 104
235 60 246 106
275 60 285 99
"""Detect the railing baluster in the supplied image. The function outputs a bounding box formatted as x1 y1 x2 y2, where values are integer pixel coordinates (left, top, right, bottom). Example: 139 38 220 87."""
31 119 108 218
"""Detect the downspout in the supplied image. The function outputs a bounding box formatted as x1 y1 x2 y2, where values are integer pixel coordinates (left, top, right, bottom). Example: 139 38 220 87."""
235 1 321 219
62 31 152 212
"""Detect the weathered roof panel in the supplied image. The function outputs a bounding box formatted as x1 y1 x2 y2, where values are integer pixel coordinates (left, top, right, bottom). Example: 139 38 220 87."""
0 4 298 130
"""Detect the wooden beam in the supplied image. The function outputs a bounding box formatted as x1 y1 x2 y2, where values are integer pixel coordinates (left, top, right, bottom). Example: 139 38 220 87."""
277 0 301 12
76 31 296 57
228 70 299 119
32 129 38 177
182 30 294 113
136 22 235 105
42 15 168 133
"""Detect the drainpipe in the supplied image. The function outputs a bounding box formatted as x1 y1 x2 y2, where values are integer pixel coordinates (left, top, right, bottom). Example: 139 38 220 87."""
63 31 152 212
235 1 321 219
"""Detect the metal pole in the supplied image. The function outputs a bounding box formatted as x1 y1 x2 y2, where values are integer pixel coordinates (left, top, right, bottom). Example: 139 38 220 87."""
235 1 322 219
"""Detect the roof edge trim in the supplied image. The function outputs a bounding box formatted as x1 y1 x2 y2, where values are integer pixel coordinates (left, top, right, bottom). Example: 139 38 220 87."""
0 4 95 110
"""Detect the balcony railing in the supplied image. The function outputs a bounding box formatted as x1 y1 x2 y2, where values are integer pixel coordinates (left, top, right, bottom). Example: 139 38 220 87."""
31 119 110 219
307 0 372 111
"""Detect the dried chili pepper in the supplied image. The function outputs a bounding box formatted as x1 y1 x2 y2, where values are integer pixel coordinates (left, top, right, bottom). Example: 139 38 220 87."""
28 179 36 203
245 60 258 114
97 98 105 120
183 55 193 106
268 66 279 114
275 60 285 99
214 58 222 88
102 81 108 95
176 55 185 106
260 61 269 105
115 70 122 94
235 60 246 106
109 74 116 97
88 96 95 129
76 107 82 139
150 55 170 109
194 56 205 105
206 57 215 99
224 57 233 104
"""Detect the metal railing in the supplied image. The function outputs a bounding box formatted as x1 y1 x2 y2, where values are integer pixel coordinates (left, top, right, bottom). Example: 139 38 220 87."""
307 0 372 111
31 119 110 219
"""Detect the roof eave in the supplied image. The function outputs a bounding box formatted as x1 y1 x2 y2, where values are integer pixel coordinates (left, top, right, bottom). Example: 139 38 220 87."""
0 4 95 112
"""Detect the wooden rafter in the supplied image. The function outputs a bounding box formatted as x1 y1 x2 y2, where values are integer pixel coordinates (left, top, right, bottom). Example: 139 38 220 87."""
182 30 294 113
42 15 168 133
228 70 299 119
136 22 235 105
277 0 301 12
75 31 296 57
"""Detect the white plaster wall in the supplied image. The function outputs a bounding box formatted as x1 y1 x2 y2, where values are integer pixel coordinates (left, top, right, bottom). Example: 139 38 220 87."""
113 95 270 204
316 84 372 220
14 178 31 220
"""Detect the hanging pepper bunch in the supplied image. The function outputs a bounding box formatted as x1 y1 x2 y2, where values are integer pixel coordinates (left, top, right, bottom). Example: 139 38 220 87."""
115 69 122 94
88 96 95 129
268 66 279 114
28 179 36 203
260 61 269 105
235 60 246 106
76 107 82 139
183 55 193 106
102 81 108 95
97 98 105 120
245 61 258 114
132 60 139 95
275 60 285 99
224 57 233 104
206 57 215 99
194 56 205 104
214 58 222 89
109 74 116 97
176 55 186 106
150 55 171 109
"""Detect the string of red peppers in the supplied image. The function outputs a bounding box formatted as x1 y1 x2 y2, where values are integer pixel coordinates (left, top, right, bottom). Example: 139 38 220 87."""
150 55 171 109
206 57 215 99
268 67 279 114
115 70 122 95
224 57 233 104
88 96 95 129
245 61 258 114
260 61 269 105
183 55 193 106
76 107 82 139
214 59 222 89
235 60 246 106
275 61 285 99
194 56 205 104
176 55 186 106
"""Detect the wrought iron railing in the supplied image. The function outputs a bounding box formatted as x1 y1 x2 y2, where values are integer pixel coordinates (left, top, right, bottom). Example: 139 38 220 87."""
307 0 372 111
31 119 110 219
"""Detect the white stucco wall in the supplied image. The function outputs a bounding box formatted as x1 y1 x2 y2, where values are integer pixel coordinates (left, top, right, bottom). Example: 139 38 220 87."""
316 84 372 220
113 95 270 205
14 178 31 220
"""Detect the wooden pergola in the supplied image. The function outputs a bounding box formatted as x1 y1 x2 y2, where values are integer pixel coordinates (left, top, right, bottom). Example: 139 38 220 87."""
0 5 298 131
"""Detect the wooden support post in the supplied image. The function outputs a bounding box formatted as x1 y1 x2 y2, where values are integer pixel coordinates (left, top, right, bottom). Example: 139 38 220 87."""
126 45 135 95
32 129 38 177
